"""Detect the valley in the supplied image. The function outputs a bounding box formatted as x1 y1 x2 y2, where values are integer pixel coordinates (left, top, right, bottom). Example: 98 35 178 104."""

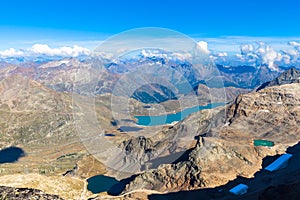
0 56 299 200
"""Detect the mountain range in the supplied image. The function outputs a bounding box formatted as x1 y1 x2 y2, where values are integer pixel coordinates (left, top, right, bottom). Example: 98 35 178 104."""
0 53 299 200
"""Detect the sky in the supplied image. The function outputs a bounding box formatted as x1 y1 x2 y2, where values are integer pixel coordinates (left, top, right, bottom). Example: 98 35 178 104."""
0 0 300 51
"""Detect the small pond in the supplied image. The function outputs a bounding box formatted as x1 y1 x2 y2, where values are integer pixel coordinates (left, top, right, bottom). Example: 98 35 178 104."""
0 146 25 164
253 140 274 147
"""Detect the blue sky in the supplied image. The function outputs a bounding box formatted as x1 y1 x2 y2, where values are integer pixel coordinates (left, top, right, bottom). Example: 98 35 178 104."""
0 0 300 50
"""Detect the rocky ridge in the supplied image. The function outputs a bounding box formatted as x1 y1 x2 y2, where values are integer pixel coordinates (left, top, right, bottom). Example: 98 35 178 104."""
257 67 300 91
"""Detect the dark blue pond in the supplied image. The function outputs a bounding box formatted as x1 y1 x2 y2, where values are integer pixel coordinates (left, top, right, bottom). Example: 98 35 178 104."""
87 175 120 194
135 102 226 126
87 174 134 195
0 146 25 164
104 133 116 137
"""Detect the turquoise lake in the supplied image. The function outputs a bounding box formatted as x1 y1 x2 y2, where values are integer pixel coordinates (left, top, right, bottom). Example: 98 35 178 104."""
135 102 226 126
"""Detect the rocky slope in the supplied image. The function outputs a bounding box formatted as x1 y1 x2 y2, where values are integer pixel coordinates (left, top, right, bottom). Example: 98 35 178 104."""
196 84 249 102
106 105 221 175
0 185 63 200
0 173 91 200
0 74 79 153
120 82 300 194
217 65 280 89
0 74 110 199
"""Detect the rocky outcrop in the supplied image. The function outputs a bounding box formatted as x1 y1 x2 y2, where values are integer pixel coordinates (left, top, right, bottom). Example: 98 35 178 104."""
103 107 222 174
121 136 155 170
0 186 63 200
122 136 262 193
226 83 300 143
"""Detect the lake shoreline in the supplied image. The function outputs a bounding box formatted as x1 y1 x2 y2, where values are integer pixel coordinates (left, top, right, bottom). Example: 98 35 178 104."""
135 102 227 126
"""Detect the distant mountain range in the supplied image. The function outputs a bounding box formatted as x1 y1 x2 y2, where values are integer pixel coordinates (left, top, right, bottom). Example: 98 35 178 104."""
257 67 300 91
2 52 297 104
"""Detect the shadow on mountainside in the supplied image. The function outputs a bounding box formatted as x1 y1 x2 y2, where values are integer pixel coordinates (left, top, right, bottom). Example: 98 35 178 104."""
148 142 300 200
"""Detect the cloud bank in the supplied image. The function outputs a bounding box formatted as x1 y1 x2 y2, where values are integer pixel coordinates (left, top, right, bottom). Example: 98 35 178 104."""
0 44 90 58
210 40 300 71
1 38 300 71
0 48 24 57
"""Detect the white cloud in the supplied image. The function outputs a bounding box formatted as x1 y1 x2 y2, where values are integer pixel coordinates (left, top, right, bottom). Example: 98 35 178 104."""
140 49 191 61
223 42 285 71
0 44 90 58
208 39 300 71
0 48 24 57
256 43 280 70
31 44 90 57
241 44 254 55
283 48 298 56
289 41 300 47
196 41 210 54
281 54 291 64
216 52 227 57
288 41 300 56
195 37 300 60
